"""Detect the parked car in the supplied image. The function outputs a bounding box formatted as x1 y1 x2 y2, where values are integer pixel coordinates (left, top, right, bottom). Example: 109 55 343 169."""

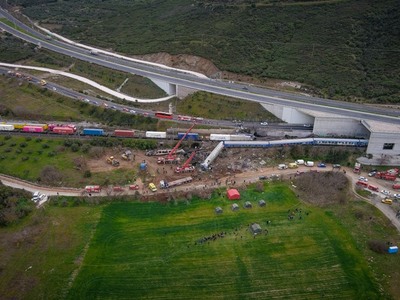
129 110 136 114
358 176 368 182
260 122 268 126
381 198 393 205
381 190 391 196
393 193 400 199
368 169 378 177
317 163 326 168
259 176 267 180
332 164 341 169
122 108 129 112
129 184 139 190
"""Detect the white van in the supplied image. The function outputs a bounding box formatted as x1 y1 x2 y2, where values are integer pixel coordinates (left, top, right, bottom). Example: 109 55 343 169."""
296 159 305 165
305 161 314 167
278 164 288 170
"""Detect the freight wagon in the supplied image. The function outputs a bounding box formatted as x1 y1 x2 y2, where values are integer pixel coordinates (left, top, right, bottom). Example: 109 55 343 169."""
145 131 167 139
114 129 135 138
22 125 45 133
0 124 14 131
177 132 199 140
209 134 253 141
53 126 75 135
82 128 104 136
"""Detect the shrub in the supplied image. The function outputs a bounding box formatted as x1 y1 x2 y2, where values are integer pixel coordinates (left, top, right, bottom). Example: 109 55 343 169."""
19 142 27 148
42 143 50 149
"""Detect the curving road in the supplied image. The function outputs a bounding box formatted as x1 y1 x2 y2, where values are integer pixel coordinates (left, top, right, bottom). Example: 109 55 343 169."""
1 7 400 125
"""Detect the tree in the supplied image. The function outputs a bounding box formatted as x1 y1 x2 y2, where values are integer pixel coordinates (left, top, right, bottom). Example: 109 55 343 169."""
39 165 63 185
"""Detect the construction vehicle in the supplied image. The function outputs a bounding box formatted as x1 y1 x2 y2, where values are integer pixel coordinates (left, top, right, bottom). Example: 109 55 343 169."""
40 80 47 86
106 156 120 167
121 150 132 161
157 123 195 164
175 151 196 173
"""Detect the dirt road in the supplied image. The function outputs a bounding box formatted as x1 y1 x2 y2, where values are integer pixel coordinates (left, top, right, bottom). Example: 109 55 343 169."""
1 167 400 232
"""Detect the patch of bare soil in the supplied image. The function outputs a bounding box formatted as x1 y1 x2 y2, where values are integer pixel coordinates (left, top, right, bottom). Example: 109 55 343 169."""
134 52 304 93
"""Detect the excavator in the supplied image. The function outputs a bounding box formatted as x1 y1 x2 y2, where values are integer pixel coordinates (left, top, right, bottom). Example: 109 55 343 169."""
157 123 195 164
106 156 120 167
175 151 196 173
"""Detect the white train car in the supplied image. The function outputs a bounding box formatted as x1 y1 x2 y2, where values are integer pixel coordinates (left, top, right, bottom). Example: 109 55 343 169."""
0 124 15 131
145 131 167 139
210 134 253 141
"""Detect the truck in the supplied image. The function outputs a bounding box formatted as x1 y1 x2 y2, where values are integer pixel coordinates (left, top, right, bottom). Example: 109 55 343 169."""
278 164 288 170
356 181 368 188
160 177 193 189
114 129 135 138
353 162 361 174
305 161 314 167
85 185 101 193
368 185 379 192
82 128 104 136
145 131 167 139
392 183 400 189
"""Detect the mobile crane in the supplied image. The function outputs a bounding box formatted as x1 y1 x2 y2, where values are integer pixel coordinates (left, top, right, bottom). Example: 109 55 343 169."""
157 123 195 164
175 151 196 173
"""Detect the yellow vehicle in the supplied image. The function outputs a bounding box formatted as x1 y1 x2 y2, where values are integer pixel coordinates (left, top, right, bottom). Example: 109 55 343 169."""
40 80 47 86
381 198 393 205
288 163 298 169
149 183 157 192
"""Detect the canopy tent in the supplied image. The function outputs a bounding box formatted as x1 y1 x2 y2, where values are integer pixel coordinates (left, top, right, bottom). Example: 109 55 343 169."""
227 189 240 200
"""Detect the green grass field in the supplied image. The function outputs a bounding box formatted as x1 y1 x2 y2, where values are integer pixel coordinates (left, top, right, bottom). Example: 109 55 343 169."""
65 184 383 299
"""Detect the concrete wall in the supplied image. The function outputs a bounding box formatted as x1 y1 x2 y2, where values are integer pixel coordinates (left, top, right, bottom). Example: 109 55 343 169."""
176 85 197 98
367 132 400 155
148 78 177 95
261 104 314 123
313 118 370 138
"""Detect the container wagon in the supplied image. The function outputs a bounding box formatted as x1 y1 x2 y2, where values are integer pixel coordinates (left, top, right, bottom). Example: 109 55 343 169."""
22 125 45 133
209 134 231 141
82 128 104 136
145 131 167 139
114 129 135 138
53 127 75 135
177 132 199 140
0 124 14 131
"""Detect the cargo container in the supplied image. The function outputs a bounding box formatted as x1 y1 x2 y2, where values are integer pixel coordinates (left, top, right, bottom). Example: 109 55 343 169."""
0 124 14 131
82 128 104 136
177 132 199 140
114 129 135 138
22 125 44 133
145 131 167 139
53 126 74 135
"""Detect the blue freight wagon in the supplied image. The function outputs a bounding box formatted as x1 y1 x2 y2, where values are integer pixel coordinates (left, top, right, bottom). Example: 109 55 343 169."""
82 128 104 136
177 132 199 140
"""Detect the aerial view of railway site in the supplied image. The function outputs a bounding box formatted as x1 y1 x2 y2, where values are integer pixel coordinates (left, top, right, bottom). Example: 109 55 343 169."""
0 0 400 299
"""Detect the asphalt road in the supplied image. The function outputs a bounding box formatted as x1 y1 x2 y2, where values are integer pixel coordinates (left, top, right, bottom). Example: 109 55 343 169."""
1 7 400 125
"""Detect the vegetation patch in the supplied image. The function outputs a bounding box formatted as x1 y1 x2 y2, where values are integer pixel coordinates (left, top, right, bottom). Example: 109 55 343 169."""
65 183 382 299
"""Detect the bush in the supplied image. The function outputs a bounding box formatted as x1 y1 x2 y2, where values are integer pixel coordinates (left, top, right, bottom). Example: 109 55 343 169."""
19 142 28 148
35 138 42 143
42 143 50 149
368 240 389 254
84 170 92 178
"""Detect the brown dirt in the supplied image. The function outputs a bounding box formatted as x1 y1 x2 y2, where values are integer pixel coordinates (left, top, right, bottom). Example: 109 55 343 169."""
134 52 304 92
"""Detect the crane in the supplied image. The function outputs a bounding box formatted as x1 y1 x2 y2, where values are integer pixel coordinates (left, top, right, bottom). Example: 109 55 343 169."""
157 123 195 164
175 151 196 173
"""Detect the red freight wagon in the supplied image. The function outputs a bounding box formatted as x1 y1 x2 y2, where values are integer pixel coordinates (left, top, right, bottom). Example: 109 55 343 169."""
114 129 135 137
22 125 44 133
53 126 75 135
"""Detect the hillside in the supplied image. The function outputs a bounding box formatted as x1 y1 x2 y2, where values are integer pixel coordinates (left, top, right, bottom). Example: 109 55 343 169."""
6 0 400 103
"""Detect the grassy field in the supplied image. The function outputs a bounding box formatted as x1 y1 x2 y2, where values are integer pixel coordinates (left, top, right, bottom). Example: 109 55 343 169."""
0 135 157 187
65 184 384 299
0 205 103 300
12 0 400 103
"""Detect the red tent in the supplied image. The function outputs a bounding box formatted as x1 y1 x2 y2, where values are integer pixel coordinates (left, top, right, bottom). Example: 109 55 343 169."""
227 189 240 200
